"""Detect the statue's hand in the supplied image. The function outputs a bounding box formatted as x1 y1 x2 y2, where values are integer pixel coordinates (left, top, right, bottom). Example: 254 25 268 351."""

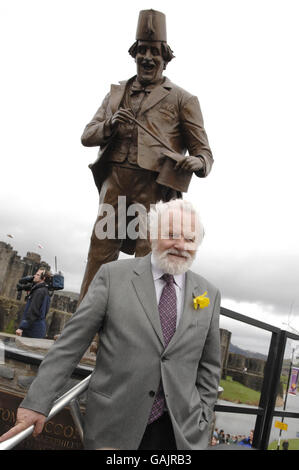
174 156 204 172
111 108 135 127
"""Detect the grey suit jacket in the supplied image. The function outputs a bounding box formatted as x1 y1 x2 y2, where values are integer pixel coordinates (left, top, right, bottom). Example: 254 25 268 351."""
21 254 221 450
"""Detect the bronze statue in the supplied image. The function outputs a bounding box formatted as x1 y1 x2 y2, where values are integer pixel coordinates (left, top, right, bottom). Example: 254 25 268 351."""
79 9 213 302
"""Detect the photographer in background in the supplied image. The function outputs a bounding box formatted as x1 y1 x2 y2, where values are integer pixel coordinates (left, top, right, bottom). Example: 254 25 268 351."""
16 269 51 339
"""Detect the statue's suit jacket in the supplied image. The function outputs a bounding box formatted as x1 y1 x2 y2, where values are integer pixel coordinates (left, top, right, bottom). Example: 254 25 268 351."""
81 76 214 194
20 254 221 450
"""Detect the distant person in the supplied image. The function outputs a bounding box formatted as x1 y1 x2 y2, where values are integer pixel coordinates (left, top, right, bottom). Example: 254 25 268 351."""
16 269 51 339
210 435 218 446
238 429 254 448
218 429 226 444
282 440 289 450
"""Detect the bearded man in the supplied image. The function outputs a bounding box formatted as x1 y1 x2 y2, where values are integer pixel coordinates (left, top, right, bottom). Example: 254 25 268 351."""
78 9 214 302
0 199 221 450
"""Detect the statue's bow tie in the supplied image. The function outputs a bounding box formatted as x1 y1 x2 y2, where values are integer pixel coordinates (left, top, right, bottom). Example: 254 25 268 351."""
130 83 154 94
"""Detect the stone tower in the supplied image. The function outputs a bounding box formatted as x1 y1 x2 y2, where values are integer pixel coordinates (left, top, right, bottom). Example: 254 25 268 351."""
0 241 50 300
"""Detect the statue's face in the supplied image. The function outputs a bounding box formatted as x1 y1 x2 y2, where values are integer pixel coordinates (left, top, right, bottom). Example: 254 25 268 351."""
135 41 165 85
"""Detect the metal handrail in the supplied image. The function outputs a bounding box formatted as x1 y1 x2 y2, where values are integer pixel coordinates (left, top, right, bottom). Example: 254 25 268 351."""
0 374 91 450
2 307 299 450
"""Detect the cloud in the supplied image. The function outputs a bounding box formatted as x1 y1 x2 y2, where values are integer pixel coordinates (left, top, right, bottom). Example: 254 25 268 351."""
193 250 299 316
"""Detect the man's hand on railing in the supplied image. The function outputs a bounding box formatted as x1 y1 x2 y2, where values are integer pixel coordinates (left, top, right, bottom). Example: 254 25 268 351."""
0 407 46 442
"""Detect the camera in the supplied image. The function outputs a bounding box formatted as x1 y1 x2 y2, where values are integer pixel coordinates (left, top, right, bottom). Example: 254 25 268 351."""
17 273 64 293
16 276 34 292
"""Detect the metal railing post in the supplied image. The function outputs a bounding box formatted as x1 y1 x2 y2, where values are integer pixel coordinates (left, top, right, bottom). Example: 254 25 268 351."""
69 398 84 442
255 330 287 450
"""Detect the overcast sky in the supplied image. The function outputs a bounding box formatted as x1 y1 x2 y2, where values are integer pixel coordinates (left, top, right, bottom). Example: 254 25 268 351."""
1 0 299 353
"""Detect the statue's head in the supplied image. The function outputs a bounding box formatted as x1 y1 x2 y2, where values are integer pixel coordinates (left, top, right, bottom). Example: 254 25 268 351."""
128 9 175 85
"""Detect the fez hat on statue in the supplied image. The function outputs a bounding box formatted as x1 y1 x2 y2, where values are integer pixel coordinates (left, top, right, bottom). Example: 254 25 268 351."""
136 9 167 42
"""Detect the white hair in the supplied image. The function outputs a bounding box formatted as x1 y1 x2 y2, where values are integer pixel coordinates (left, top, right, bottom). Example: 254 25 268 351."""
148 199 205 247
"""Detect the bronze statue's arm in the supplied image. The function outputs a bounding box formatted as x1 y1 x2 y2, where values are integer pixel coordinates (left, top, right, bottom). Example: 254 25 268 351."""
179 96 214 177
81 93 113 147
81 95 135 148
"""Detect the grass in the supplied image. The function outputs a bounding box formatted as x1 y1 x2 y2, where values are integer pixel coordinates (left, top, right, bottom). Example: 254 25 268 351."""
268 439 299 450
4 318 16 334
220 376 261 406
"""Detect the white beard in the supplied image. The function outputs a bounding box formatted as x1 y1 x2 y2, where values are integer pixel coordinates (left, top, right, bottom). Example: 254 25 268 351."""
152 246 195 275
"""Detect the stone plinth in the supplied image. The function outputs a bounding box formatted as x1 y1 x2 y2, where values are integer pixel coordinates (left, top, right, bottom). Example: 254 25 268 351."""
0 333 95 450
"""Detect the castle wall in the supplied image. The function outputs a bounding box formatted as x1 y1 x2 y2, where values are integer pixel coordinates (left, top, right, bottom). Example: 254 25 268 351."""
0 240 77 313
220 328 231 379
0 242 18 295
227 352 266 393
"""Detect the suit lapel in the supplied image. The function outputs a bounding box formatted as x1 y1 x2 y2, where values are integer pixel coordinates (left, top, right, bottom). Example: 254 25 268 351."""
140 83 171 114
109 81 127 114
131 254 165 346
110 77 172 115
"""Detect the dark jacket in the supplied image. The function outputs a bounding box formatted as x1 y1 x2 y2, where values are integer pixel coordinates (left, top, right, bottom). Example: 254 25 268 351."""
19 283 50 338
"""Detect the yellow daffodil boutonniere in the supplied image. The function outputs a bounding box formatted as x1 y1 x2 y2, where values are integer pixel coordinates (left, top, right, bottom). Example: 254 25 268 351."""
193 291 210 310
